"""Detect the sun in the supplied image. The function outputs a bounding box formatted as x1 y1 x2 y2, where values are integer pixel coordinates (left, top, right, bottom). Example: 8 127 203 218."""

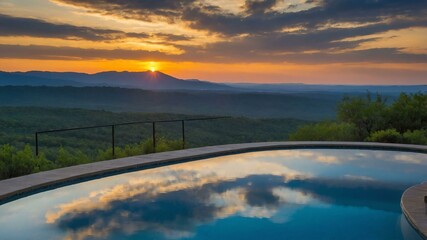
148 62 157 72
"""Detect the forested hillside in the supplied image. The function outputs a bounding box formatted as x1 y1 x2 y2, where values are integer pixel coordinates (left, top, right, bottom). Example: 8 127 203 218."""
0 86 344 120
1 89 424 180
0 106 307 148
0 107 308 179
290 93 427 144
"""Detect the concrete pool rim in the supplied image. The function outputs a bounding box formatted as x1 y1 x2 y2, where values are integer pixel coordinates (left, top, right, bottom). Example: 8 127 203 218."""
0 141 426 238
401 182 427 239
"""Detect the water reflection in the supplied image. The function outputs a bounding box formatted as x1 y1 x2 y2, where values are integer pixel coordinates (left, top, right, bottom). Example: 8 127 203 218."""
0 149 426 240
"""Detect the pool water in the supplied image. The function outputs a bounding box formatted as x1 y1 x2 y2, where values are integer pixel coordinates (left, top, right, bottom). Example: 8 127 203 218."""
0 149 426 240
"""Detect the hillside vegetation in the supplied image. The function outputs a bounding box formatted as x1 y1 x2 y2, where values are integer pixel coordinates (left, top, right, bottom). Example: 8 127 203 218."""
1 92 425 180
290 93 427 144
0 86 345 120
0 107 307 179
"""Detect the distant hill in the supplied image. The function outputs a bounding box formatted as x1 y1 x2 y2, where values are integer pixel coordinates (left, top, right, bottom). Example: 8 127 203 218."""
2 70 425 94
228 83 427 94
0 71 234 91
0 71 83 87
0 86 344 120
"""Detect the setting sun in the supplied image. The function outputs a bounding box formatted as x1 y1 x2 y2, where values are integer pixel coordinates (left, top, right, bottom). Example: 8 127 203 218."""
149 62 157 72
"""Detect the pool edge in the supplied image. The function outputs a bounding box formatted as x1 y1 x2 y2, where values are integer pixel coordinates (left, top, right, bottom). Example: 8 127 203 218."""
1 141 426 206
401 183 427 240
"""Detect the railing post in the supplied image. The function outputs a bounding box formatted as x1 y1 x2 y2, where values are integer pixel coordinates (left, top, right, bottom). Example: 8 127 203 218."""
182 120 185 149
152 122 156 152
35 132 39 156
112 125 115 157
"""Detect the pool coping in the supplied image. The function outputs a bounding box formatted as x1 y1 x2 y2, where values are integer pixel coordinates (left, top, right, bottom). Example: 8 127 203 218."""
401 182 427 239
0 141 426 231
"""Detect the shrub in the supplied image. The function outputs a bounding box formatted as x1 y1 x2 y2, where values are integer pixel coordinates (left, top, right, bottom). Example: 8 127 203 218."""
366 129 403 143
402 130 427 145
289 122 359 141
155 138 182 152
0 137 184 179
32 153 53 173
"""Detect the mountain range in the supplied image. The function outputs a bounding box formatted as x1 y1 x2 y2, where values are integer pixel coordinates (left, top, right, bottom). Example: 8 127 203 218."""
0 71 426 93
0 71 233 91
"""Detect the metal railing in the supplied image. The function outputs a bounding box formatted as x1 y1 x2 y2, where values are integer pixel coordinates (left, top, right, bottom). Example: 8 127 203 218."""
35 116 229 156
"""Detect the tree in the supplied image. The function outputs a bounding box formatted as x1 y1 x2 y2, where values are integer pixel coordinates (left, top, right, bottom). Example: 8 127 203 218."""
337 93 387 139
292 92 426 145
10 145 35 178
0 145 14 179
387 93 427 132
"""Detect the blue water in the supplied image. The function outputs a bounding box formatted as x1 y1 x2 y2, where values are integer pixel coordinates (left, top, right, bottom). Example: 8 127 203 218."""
0 149 426 240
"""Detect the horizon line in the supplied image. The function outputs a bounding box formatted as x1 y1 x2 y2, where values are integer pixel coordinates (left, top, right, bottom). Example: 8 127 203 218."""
2 70 426 86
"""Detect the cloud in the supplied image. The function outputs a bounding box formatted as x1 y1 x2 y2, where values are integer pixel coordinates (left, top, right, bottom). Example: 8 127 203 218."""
0 14 191 42
2 0 427 65
44 154 306 239
2 44 427 64
40 149 426 239
53 0 427 35
45 174 406 239
180 17 427 61
0 44 172 60
244 0 279 15
153 33 193 42
53 0 195 22
0 14 144 41
46 174 309 240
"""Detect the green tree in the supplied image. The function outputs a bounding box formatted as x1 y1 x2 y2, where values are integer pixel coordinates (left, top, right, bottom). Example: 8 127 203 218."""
56 147 83 167
10 145 35 178
337 93 387 139
32 153 53 173
0 144 14 179
292 93 426 145
387 93 427 132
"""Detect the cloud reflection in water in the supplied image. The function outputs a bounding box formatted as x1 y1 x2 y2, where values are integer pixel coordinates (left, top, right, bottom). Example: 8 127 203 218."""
39 149 427 240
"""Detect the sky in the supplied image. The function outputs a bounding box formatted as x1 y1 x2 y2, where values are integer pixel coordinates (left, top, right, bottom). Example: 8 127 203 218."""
0 0 426 84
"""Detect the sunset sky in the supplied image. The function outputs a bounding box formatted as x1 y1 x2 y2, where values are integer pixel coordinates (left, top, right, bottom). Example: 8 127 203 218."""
0 0 426 84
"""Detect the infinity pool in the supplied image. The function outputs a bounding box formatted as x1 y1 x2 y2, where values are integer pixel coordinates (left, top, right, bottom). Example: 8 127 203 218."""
0 149 426 240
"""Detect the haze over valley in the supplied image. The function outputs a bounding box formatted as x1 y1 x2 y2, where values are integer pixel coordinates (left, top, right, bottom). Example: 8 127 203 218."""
1 70 425 121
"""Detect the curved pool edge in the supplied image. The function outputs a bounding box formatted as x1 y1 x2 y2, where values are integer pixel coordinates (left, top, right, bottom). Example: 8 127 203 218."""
401 183 427 240
1 141 426 205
